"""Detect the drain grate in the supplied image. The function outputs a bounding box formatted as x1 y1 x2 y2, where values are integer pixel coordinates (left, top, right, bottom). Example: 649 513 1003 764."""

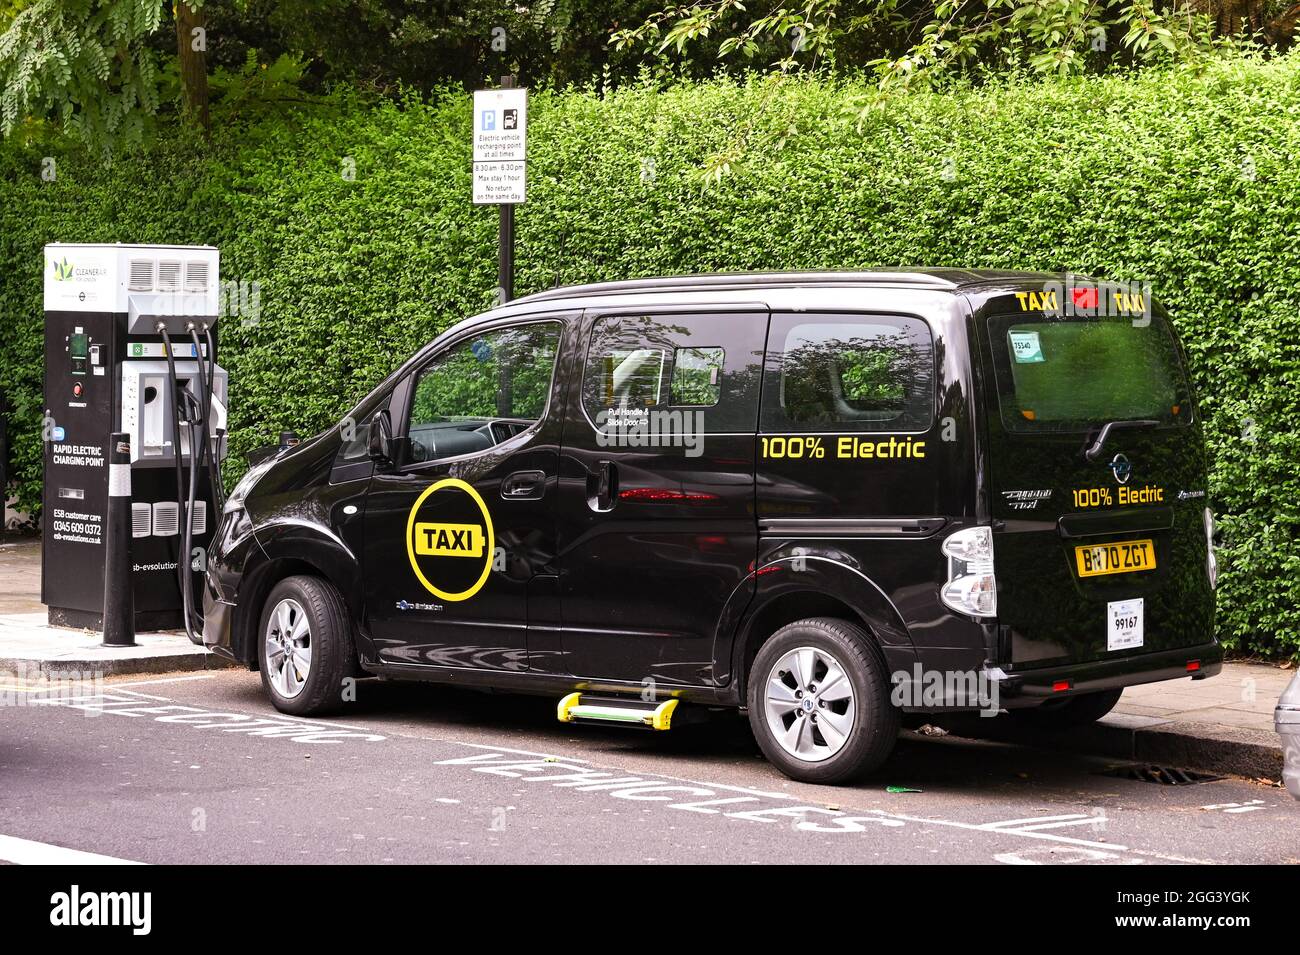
1099 764 1222 786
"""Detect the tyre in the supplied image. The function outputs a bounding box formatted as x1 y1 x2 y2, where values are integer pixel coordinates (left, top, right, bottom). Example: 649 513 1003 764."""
746 616 900 785
257 575 358 716
1012 688 1123 728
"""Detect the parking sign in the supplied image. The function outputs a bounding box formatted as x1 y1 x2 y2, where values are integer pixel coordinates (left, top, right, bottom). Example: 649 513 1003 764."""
473 87 527 204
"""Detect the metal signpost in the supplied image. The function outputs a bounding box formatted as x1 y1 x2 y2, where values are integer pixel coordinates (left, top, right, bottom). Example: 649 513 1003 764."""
473 76 527 302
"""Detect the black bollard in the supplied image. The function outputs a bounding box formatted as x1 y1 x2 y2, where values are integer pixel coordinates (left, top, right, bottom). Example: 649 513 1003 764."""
101 432 136 647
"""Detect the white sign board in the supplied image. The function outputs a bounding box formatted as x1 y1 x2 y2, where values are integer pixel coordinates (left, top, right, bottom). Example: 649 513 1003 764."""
473 87 527 204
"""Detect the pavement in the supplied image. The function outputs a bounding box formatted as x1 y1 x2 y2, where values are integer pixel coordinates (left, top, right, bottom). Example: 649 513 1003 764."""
0 537 232 676
0 533 1291 782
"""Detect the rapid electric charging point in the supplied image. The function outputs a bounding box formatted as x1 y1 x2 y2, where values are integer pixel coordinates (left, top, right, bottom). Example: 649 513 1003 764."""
41 243 227 633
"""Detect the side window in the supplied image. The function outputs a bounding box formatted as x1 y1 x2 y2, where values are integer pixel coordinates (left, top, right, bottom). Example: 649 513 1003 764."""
338 423 371 461
406 321 562 463
762 314 934 433
582 313 763 435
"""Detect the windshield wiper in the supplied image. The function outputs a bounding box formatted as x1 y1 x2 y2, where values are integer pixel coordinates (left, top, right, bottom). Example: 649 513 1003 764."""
1084 419 1160 461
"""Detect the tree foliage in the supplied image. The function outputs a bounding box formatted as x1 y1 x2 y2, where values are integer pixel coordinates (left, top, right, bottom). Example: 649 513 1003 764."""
0 0 165 148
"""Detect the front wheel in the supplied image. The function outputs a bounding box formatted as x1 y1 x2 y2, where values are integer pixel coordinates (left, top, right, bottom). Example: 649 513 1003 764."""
746 617 900 785
258 575 357 716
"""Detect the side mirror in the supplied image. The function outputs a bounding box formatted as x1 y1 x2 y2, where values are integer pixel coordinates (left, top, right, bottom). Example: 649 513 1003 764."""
368 410 394 465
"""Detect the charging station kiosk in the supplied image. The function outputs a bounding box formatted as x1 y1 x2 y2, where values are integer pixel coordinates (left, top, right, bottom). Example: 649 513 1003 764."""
42 243 228 631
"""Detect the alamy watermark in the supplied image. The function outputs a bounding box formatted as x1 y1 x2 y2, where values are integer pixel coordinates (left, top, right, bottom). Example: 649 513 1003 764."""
594 408 705 457
1023 273 1153 326
1 665 104 711
890 664 1001 717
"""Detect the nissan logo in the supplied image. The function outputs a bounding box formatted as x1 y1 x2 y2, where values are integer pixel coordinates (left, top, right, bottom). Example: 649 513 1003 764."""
1109 453 1133 485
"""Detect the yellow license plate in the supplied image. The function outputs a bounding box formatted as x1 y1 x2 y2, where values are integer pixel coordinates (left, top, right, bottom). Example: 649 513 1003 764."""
1075 539 1156 577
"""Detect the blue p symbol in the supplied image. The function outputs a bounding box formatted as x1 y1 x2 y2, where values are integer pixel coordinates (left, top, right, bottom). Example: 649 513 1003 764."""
482 110 495 131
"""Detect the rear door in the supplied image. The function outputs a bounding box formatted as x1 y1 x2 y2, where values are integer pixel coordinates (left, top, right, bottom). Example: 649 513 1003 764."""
975 287 1214 669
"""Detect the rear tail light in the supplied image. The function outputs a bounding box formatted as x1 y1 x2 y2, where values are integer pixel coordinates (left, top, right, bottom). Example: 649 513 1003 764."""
940 526 997 618
1203 507 1217 590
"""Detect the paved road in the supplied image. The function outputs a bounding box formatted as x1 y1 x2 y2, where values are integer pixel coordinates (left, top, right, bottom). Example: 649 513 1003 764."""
1 669 1295 865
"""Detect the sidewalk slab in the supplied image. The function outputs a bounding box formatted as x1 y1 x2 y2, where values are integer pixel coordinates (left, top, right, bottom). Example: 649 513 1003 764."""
0 612 235 677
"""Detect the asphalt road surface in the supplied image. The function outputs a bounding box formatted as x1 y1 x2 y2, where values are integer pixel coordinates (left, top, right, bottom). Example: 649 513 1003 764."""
1 668 1295 865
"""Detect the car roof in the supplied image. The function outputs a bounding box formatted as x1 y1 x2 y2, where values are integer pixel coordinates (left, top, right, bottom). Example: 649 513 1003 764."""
512 268 1065 305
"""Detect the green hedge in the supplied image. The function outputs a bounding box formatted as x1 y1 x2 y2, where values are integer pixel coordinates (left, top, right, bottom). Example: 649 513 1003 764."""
2 56 1299 657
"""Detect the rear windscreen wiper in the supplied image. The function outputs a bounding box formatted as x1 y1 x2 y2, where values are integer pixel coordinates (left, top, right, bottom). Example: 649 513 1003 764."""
1084 419 1160 461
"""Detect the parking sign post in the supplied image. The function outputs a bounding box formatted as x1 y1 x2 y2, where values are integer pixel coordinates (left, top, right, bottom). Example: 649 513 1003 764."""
474 75 527 303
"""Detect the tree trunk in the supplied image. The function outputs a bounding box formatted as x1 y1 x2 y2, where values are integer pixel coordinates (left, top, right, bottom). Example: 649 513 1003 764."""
175 1 209 133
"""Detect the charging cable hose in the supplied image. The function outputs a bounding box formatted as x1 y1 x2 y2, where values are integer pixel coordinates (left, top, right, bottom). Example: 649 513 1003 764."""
158 325 204 644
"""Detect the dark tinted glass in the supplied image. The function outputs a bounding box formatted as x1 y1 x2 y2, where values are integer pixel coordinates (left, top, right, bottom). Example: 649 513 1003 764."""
762 314 935 433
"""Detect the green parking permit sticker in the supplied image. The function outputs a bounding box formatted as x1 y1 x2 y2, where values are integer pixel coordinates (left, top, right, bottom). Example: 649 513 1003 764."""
1009 331 1045 363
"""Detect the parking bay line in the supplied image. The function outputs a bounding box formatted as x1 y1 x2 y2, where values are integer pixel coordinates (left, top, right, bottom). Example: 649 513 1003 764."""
59 684 386 735
0 833 144 866
111 674 218 689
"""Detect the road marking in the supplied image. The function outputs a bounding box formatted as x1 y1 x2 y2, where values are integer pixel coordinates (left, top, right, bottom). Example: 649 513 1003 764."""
1201 800 1266 813
434 743 1224 863
981 812 1108 834
29 691 386 743
0 833 144 866
112 674 217 688
994 847 1141 865
876 808 1124 850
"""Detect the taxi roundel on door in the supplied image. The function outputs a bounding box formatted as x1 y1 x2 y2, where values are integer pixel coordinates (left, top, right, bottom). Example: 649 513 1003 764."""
404 478 496 601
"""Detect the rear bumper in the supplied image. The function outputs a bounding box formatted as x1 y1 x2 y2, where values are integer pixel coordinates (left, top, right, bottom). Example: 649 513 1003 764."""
987 640 1223 702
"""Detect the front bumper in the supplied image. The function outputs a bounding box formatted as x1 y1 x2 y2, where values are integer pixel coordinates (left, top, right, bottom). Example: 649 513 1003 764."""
986 640 1223 702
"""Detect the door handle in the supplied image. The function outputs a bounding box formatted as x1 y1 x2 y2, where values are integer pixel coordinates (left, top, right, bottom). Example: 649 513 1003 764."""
587 460 617 512
501 469 546 501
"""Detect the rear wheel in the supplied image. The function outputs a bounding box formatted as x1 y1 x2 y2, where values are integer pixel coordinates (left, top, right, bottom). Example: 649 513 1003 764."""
258 575 357 716
746 617 900 785
1013 688 1123 728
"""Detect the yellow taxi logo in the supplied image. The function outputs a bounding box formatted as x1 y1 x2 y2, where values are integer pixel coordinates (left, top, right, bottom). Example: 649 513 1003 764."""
405 478 495 601
413 523 484 558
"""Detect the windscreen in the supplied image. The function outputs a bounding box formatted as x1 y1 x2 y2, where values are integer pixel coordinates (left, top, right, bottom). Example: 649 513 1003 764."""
987 313 1193 433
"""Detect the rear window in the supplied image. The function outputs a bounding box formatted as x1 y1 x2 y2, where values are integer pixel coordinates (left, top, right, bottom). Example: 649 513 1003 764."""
987 313 1193 433
761 315 935 433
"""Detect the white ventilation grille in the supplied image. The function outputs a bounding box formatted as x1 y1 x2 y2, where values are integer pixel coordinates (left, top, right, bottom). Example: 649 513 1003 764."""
131 503 152 538
186 500 207 536
152 501 180 537
157 260 182 291
184 260 209 292
128 259 155 291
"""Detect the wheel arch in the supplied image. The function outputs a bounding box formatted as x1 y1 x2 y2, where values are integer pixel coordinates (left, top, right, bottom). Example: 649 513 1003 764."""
725 557 918 703
233 525 365 668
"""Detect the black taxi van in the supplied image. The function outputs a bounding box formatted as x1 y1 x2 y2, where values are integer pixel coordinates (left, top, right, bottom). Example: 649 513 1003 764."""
201 271 1221 784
